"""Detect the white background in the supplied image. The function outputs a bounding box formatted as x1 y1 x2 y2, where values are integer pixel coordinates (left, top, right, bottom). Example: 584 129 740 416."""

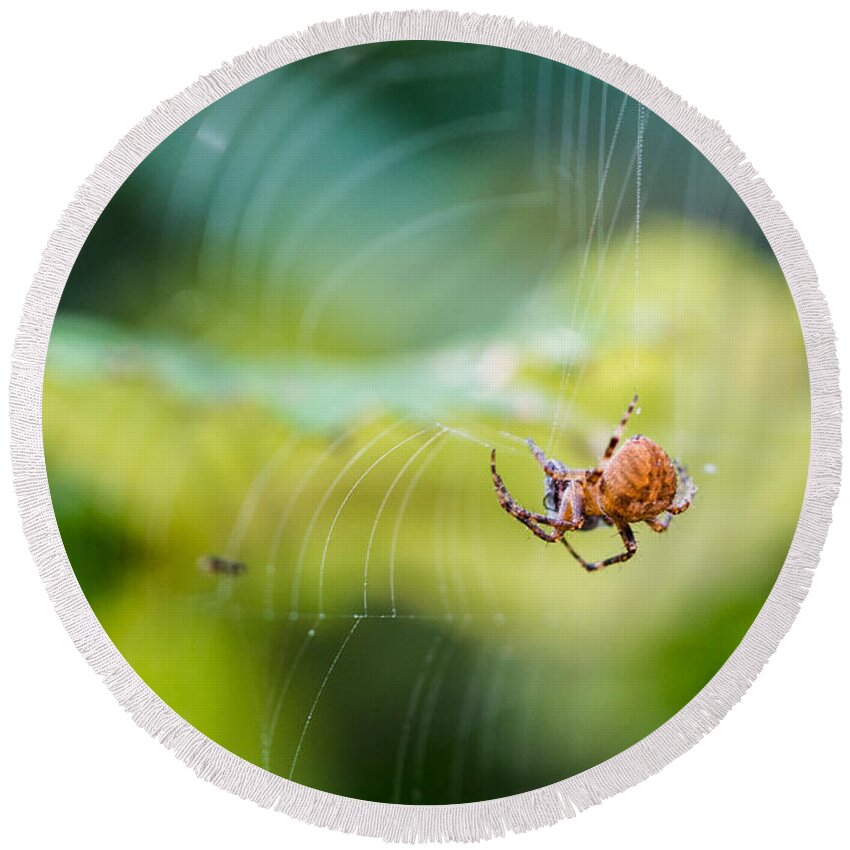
1 2 847 847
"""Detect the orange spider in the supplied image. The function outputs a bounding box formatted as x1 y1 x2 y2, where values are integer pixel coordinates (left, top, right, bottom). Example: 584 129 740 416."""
490 395 696 571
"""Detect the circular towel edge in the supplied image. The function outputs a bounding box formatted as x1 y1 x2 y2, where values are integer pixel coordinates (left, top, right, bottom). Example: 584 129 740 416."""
8 9 842 843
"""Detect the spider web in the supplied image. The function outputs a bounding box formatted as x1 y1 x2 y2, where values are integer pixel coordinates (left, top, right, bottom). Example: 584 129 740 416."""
189 47 660 804
35 34 792 810
38 28 810 811
29 28 813 820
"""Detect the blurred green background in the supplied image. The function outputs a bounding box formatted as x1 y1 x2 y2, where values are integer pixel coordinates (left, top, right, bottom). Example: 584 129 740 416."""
43 41 809 804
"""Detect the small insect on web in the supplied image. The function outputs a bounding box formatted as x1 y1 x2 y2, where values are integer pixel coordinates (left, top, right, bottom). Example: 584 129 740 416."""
197 554 247 576
490 394 697 571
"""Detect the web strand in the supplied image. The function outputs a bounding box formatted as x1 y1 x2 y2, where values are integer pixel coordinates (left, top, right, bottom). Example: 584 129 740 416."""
317 429 429 616
363 428 448 615
288 619 361 779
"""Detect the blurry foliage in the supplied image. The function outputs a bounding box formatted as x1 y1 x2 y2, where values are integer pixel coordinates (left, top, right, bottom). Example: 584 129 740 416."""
44 41 808 803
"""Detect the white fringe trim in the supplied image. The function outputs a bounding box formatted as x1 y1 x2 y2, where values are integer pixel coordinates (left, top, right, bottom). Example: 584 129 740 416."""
8 9 841 843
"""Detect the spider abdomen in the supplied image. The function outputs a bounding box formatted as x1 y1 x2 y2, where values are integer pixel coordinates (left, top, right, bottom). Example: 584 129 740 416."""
598 435 678 523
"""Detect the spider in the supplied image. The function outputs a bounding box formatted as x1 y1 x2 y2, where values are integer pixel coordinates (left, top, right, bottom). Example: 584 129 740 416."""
490 395 696 571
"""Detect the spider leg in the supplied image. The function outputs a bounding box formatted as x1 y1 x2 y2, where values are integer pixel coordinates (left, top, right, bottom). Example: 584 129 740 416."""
546 478 585 538
561 524 637 572
562 481 584 529
668 460 697 515
526 438 549 468
510 514 564 543
645 514 672 533
588 394 639 484
526 439 585 481
644 462 696 532
491 449 580 542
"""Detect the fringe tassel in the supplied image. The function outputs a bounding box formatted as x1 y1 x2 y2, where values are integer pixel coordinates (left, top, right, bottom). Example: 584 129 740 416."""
8 10 841 843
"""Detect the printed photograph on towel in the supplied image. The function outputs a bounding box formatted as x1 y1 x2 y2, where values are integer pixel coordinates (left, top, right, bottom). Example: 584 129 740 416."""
44 41 809 804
